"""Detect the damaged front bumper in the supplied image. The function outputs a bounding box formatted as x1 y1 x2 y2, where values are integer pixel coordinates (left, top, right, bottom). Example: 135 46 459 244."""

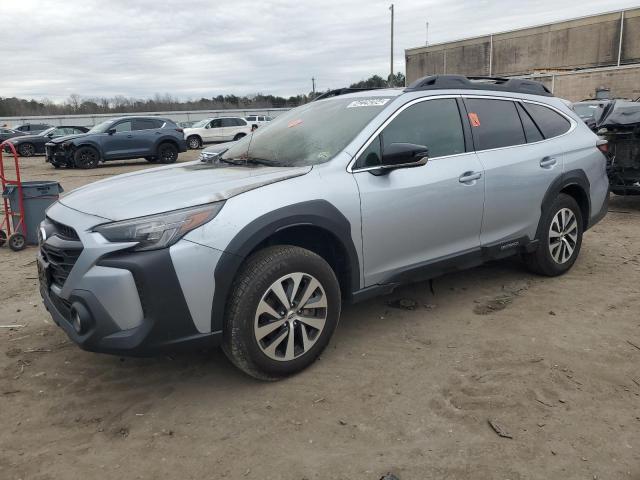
45 142 73 166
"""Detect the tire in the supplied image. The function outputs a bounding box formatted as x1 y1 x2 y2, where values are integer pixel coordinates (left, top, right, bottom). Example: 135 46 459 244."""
8 233 26 251
187 136 201 149
233 133 246 141
222 245 341 380
524 193 583 276
145 156 157 163
73 146 100 169
0 230 6 247
18 143 35 157
51 162 61 169
157 143 178 164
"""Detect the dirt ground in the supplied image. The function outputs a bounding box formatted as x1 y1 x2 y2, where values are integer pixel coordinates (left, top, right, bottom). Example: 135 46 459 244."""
1 150 639 480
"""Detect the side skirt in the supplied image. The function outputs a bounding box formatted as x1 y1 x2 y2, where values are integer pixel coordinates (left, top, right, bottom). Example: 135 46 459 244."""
350 237 535 303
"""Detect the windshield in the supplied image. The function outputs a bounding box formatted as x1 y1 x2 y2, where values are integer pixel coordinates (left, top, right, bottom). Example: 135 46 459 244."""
89 120 115 133
38 127 56 136
191 119 211 128
573 102 605 120
221 97 392 167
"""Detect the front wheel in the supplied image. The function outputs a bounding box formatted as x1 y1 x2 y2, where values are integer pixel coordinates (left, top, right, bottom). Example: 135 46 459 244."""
74 146 100 169
187 136 201 149
524 193 583 276
223 245 341 380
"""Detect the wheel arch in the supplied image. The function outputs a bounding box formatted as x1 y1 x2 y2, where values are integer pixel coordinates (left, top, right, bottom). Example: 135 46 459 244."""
536 169 591 240
210 200 360 333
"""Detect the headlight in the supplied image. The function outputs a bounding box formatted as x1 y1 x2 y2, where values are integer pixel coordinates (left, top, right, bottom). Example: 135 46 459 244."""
199 150 220 162
94 202 224 251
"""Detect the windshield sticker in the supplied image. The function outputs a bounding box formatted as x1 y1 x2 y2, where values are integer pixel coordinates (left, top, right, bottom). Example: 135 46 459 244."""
347 99 390 108
468 112 481 127
288 119 303 128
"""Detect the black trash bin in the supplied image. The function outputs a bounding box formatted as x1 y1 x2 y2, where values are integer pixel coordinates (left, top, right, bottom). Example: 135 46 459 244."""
2 181 63 245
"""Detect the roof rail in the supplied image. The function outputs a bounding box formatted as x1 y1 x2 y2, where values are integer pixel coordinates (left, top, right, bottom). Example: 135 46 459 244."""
312 87 385 101
405 75 553 97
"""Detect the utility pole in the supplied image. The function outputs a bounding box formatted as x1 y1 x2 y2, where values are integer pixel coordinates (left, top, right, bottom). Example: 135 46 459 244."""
389 4 394 86
425 21 429 46
312 77 316 95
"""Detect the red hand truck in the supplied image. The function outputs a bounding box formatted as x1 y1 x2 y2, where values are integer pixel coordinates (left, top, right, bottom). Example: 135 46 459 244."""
0 140 27 251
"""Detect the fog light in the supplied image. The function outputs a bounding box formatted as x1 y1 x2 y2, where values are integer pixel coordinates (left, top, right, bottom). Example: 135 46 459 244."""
70 302 91 334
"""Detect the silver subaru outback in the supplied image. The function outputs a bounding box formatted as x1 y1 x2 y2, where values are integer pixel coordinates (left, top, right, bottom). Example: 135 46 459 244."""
38 75 609 379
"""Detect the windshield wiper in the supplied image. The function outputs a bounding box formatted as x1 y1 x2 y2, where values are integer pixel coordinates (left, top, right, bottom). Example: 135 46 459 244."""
217 156 280 167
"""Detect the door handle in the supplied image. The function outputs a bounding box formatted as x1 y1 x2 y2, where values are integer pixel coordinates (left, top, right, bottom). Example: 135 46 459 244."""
126 134 133 138
459 171 482 183
540 156 557 168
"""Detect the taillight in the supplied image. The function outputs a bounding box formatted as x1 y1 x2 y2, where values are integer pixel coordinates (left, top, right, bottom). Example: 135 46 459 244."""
596 139 608 154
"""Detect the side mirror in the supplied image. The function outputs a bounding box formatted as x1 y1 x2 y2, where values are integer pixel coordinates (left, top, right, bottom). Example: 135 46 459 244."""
46 132 54 138
379 142 429 170
107 128 116 135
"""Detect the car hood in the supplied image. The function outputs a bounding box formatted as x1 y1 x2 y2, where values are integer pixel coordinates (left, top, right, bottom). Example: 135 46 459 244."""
8 133 46 143
48 133 92 144
59 160 312 221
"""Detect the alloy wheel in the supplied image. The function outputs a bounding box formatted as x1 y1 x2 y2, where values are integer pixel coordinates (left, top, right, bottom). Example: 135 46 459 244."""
548 207 578 264
254 272 327 362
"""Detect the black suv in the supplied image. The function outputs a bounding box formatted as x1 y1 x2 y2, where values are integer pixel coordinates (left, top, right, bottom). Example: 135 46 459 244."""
45 116 187 169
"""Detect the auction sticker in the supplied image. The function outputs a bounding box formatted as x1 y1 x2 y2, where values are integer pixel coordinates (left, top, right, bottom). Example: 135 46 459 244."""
347 99 391 108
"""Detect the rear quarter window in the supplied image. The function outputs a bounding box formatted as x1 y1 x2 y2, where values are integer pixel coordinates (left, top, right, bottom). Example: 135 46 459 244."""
521 103 571 139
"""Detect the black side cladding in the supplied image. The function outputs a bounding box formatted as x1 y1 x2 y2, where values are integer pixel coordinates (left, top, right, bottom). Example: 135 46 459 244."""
537 169 592 236
98 248 215 352
210 200 360 333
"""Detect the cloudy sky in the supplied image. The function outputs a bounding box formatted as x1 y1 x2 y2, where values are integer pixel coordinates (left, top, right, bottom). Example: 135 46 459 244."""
1 0 638 102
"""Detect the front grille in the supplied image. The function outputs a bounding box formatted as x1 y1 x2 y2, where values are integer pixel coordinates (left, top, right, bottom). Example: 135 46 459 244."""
40 219 83 287
48 218 80 240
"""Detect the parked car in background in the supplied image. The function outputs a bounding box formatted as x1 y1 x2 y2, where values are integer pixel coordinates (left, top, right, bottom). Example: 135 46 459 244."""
13 123 53 134
4 126 89 157
245 115 273 126
572 99 615 131
576 98 640 195
37 75 608 380
183 117 251 149
0 127 26 143
179 120 196 128
44 116 186 168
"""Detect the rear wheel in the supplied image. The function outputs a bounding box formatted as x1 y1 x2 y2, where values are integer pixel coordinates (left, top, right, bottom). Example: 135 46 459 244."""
18 143 35 157
223 245 341 380
74 146 100 169
187 136 201 149
524 193 583 276
157 143 178 163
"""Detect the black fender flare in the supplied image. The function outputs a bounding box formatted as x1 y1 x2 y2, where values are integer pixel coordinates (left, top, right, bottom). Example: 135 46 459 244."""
535 169 591 240
210 200 360 333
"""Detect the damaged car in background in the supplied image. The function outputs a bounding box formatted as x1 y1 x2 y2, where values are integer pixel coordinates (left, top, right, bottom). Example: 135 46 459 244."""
575 98 640 195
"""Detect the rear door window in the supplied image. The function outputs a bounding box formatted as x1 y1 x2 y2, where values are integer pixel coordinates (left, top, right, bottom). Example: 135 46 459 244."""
132 119 158 131
516 103 544 143
521 103 571 139
465 98 526 151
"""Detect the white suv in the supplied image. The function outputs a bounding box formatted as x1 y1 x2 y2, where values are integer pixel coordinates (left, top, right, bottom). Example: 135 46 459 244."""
183 117 251 149
245 115 273 126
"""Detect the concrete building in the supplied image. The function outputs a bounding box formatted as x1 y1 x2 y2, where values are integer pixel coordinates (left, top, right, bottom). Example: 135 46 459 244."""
405 8 640 101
